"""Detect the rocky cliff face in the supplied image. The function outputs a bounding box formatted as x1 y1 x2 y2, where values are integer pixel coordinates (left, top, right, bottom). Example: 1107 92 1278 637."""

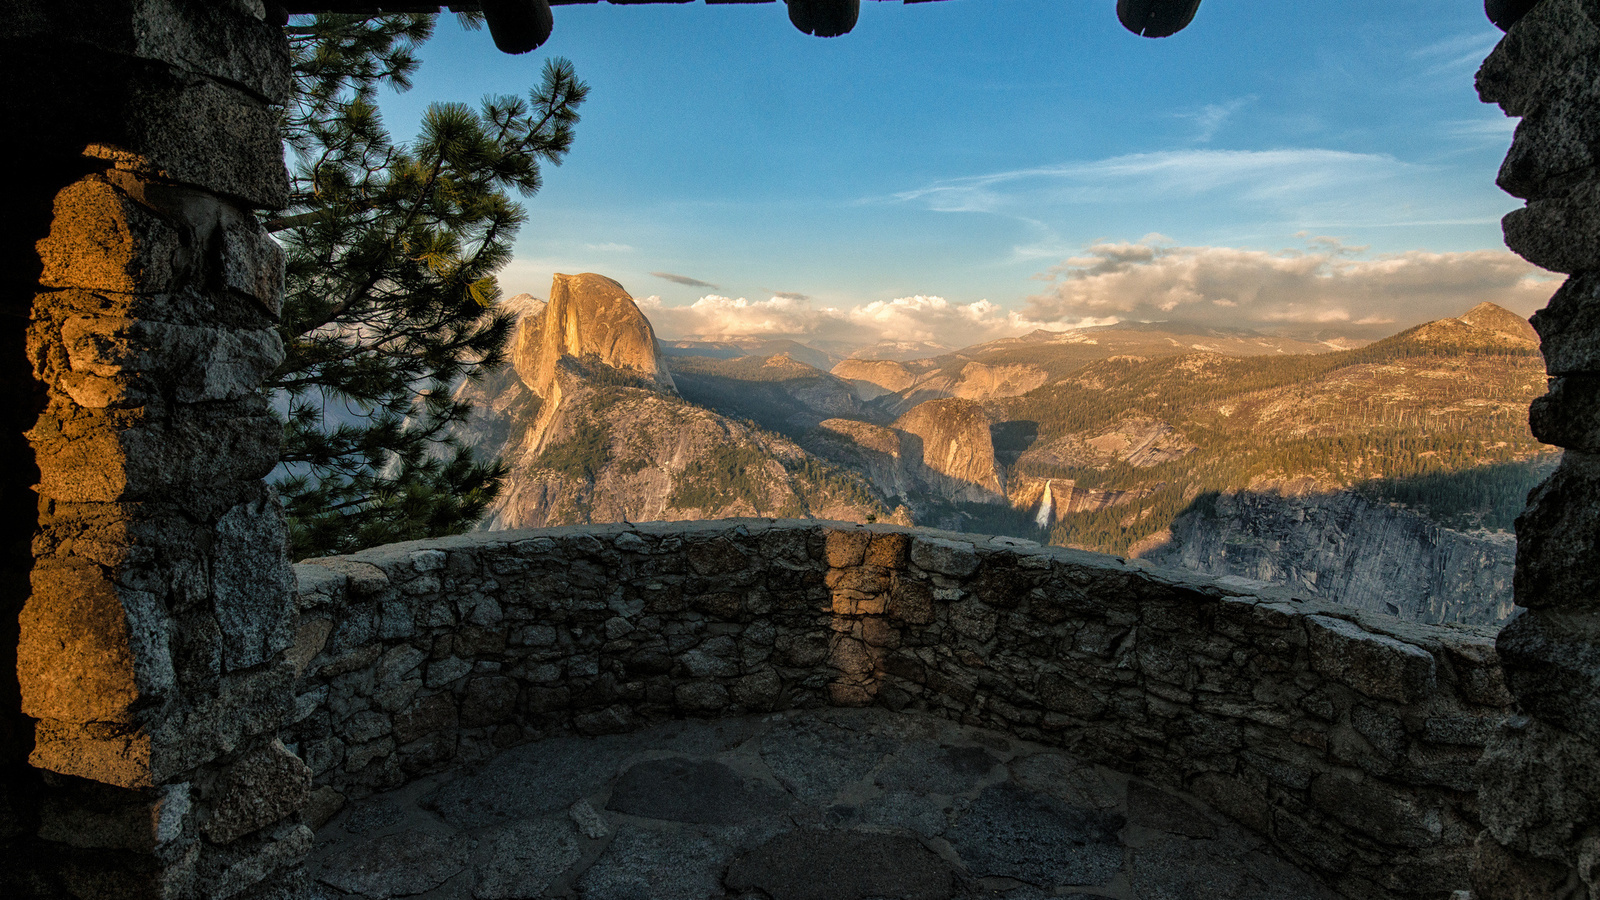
519 273 675 399
455 275 883 530
831 358 921 401
1137 484 1515 625
891 398 1005 502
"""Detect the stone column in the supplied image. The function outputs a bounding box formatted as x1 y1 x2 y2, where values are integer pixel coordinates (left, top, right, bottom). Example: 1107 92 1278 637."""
1475 1 1600 897
1 1 306 897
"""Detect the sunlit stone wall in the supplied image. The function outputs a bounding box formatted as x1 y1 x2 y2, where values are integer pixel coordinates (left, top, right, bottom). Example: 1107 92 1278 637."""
287 520 1508 900
1 2 304 897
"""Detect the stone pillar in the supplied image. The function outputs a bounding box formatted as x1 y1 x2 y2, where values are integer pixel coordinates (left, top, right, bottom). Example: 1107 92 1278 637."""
1475 2 1600 897
1 1 307 897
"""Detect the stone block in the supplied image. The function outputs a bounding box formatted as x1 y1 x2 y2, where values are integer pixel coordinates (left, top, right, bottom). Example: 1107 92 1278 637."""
374 645 427 683
1310 771 1442 849
393 693 458 745
461 676 519 727
1516 452 1600 608
1477 0 1600 117
732 669 782 709
219 217 286 310
1531 375 1600 451
19 558 173 726
1534 272 1600 374
83 67 288 208
1306 615 1437 704
829 636 877 676
674 682 730 713
199 820 312 900
824 529 871 567
344 737 394 774
202 740 310 845
342 710 391 745
3 0 292 103
1497 608 1600 741
1037 673 1107 718
865 532 911 568
1494 58 1600 202
31 406 281 511
425 657 472 689
286 618 331 679
1439 636 1515 708
692 591 741 619
58 316 283 407
1471 831 1581 900
910 536 979 577
36 176 190 294
888 578 933 624
38 781 188 853
861 617 900 648
213 491 295 672
826 566 892 595
774 632 829 667
303 787 345 831
949 598 997 642
686 537 749 576
1502 180 1600 274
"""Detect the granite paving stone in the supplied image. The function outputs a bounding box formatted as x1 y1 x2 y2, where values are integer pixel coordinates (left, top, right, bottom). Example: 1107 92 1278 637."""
945 781 1126 887
573 826 731 900
305 709 1342 899
723 830 956 900
606 758 792 825
758 715 897 803
1128 781 1218 839
473 815 586 900
317 829 471 897
420 735 631 828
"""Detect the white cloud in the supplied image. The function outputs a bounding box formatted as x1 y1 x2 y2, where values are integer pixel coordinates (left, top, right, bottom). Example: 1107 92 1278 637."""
1025 237 1557 339
637 292 1074 349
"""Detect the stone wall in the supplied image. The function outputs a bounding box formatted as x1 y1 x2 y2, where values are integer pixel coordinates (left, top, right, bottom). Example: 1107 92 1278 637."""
285 520 1508 900
1 2 306 897
1475 1 1600 897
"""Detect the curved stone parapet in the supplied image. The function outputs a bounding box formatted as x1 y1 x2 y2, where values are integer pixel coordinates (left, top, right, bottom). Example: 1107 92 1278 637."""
283 519 1507 900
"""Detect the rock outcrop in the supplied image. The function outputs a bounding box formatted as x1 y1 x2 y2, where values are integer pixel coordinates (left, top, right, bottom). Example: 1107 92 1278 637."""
891 398 1005 502
832 358 920 401
453 275 884 530
1138 484 1516 625
518 273 675 399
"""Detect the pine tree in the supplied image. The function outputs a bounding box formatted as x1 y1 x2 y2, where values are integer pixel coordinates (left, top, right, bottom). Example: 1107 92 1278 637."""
271 13 588 556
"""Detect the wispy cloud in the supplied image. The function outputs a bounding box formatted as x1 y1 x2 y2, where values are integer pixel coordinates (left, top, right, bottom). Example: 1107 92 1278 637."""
769 290 811 302
885 148 1416 215
1026 236 1555 339
1443 116 1517 142
651 271 720 289
584 242 633 252
1178 97 1254 143
1412 30 1503 79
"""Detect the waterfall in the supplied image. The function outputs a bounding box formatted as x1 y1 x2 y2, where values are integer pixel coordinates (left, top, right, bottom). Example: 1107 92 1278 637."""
1035 480 1054 529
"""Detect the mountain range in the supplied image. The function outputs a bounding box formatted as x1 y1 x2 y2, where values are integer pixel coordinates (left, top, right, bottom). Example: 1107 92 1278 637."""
452 276 1552 626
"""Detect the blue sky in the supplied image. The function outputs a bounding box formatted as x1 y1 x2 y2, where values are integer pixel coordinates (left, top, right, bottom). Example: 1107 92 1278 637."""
378 0 1551 348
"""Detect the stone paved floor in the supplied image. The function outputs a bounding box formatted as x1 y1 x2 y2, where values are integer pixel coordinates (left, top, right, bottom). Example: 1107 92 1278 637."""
306 708 1342 900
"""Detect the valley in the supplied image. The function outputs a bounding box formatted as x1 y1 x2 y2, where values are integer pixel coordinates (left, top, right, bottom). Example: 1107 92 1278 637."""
454 276 1552 626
